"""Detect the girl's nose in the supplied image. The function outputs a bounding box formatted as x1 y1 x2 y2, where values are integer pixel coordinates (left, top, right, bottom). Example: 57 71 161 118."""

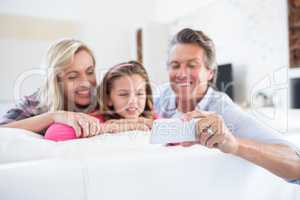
128 94 138 105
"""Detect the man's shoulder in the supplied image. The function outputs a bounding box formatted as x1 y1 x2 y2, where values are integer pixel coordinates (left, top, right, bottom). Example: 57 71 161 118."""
153 83 174 102
198 87 236 111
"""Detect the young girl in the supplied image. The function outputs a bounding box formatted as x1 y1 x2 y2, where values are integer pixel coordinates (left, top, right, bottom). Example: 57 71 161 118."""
44 61 158 141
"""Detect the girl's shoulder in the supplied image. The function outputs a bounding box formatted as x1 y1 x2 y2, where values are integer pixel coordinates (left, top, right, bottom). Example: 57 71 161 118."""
89 110 105 123
94 114 105 122
152 113 160 120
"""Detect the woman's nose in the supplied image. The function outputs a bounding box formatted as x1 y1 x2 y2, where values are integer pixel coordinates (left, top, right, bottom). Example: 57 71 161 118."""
78 74 93 85
77 79 91 88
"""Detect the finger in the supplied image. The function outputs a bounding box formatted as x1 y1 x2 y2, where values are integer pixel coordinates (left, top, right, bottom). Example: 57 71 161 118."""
108 123 118 133
186 110 212 120
75 114 89 137
70 122 82 138
181 141 196 147
196 119 213 137
199 130 213 146
89 122 97 137
91 119 100 136
95 121 101 135
141 124 150 131
206 134 225 148
210 121 223 136
166 143 180 147
78 119 90 138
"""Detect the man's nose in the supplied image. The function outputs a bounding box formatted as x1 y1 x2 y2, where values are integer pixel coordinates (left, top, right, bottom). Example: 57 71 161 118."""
177 66 188 79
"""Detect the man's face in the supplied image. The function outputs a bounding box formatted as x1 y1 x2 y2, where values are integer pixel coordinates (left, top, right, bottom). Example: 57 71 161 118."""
168 43 214 100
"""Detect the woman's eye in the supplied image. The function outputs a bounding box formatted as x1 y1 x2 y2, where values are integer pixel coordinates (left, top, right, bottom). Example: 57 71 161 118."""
137 92 146 96
87 69 95 75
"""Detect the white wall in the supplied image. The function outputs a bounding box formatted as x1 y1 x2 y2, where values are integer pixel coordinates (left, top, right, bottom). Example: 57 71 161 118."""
152 0 290 105
142 22 170 86
0 0 155 103
0 0 291 107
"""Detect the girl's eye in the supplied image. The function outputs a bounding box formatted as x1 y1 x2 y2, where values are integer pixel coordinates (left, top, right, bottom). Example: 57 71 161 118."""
119 93 129 97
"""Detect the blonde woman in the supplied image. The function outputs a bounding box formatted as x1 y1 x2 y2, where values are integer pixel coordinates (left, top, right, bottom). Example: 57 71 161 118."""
0 39 101 138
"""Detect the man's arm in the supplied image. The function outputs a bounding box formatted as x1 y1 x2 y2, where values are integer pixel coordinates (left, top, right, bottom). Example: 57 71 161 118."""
234 139 300 180
182 111 300 181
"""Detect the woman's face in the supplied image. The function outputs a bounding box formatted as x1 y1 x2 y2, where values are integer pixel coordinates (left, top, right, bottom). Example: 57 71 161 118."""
60 49 97 110
108 74 147 119
168 43 214 100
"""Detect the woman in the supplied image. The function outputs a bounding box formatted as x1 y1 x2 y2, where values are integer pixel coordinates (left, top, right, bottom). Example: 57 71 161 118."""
154 28 300 183
0 39 101 138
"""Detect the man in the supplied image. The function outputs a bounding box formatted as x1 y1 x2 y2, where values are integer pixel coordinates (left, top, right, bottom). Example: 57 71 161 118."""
154 28 300 183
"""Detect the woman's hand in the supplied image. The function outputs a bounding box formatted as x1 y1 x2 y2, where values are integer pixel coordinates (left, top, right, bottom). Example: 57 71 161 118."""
180 111 239 154
52 111 101 138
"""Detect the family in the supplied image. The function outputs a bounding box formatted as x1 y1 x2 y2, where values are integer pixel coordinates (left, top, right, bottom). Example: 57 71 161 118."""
1 28 300 184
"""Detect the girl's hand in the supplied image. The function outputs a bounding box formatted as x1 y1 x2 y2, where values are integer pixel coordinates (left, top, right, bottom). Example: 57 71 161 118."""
106 117 154 128
102 122 150 133
52 111 101 138
104 118 151 133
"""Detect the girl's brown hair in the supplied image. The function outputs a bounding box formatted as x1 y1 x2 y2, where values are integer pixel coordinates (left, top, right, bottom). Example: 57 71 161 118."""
98 61 154 121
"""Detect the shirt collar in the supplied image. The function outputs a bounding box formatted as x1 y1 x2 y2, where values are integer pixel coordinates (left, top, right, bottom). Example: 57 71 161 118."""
164 86 215 115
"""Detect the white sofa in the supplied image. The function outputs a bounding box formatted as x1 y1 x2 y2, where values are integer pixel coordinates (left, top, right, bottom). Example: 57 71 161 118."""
0 127 299 200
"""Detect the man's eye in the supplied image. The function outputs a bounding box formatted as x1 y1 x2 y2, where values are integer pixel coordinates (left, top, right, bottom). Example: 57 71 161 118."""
68 76 77 80
187 64 197 69
170 64 180 69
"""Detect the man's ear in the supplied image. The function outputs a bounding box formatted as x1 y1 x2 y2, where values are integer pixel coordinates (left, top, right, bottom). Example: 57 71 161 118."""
207 69 215 81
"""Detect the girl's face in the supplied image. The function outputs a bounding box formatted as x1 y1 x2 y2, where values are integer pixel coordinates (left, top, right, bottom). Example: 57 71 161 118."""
60 50 97 110
108 74 147 119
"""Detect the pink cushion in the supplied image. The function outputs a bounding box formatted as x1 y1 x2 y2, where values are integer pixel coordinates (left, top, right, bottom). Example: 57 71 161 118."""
44 115 105 142
44 123 77 141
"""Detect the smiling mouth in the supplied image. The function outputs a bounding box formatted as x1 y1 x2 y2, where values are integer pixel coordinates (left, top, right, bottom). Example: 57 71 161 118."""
126 107 138 113
75 89 91 97
176 82 193 87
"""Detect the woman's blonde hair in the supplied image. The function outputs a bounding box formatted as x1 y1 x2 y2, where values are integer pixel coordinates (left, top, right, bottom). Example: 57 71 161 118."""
38 39 96 112
98 61 154 121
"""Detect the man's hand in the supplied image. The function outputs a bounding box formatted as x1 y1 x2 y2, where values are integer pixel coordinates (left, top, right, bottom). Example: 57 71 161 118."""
180 111 239 154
